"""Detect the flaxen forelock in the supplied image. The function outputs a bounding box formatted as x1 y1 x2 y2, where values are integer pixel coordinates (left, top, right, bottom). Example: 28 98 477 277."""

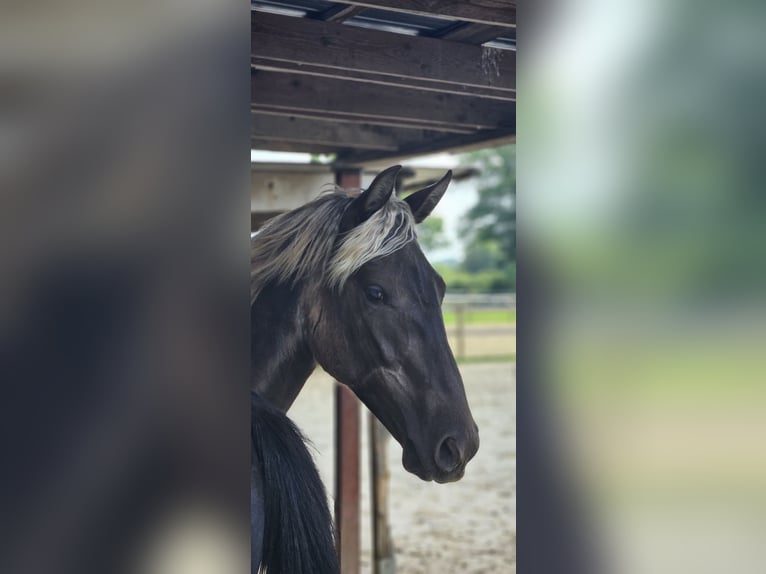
251 189 415 302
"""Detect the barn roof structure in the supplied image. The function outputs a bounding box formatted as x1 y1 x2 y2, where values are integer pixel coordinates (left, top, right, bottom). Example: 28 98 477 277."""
251 0 516 166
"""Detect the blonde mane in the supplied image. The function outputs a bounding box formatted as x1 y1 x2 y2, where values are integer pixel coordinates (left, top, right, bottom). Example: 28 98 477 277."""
251 189 415 302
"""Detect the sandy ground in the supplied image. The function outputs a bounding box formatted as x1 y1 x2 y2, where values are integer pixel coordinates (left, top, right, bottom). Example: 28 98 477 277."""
447 326 516 358
289 362 516 574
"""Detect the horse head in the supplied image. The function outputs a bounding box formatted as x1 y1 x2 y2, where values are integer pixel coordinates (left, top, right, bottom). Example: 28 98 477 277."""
308 166 479 483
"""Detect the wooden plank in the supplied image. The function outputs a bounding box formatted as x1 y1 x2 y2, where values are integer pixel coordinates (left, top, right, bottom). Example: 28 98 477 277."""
370 414 396 574
253 106 475 134
252 113 398 151
252 61 515 101
251 71 515 131
336 127 515 166
252 12 515 92
251 170 334 213
252 112 469 153
332 0 515 27
435 22 511 44
316 4 366 22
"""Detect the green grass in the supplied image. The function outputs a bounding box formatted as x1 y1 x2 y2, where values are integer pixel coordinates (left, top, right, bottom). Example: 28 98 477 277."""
456 353 516 365
442 308 516 326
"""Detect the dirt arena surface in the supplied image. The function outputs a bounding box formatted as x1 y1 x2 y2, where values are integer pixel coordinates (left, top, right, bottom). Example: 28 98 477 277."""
289 362 517 574
447 326 516 359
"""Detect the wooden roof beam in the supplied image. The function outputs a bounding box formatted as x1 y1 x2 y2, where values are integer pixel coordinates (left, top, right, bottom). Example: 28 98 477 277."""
252 114 395 151
251 11 515 93
315 4 366 22
251 71 515 132
251 112 466 153
252 107 476 134
329 0 516 28
432 22 511 45
335 127 516 167
252 61 514 101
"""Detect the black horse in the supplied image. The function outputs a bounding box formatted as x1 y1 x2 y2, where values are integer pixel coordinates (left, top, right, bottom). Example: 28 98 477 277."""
251 165 480 573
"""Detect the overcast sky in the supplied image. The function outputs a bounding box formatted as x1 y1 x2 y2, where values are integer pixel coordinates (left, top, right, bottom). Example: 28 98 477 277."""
426 176 477 262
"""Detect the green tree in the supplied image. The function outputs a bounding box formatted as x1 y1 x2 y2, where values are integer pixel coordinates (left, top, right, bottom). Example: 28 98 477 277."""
460 144 516 266
417 216 450 254
462 241 504 273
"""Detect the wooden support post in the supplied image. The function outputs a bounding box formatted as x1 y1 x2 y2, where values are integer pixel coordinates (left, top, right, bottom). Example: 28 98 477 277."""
370 414 396 574
336 384 361 574
335 167 362 574
456 303 466 360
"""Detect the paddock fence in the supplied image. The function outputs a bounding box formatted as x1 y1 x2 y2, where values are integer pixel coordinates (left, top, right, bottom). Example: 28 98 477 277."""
442 293 516 360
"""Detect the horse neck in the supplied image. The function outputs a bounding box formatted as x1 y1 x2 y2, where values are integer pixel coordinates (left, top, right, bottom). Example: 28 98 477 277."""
251 281 316 411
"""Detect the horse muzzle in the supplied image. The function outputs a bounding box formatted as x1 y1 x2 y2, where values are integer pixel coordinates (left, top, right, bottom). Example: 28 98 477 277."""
434 425 480 482
402 424 480 483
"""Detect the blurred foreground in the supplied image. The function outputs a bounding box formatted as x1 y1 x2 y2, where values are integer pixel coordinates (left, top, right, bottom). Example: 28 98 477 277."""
1 3 250 573
521 1 766 572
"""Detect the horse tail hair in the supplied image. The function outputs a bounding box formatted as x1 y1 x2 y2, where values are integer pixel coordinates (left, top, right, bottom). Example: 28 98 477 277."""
251 392 339 574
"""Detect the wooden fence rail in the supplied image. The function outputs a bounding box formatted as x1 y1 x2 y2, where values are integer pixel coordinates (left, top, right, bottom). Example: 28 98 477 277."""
442 293 516 360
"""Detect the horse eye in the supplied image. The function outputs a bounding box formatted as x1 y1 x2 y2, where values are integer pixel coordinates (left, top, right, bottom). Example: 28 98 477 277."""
364 285 385 303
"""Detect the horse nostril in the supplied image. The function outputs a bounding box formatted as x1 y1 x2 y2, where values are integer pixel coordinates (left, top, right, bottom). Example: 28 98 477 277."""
435 436 462 473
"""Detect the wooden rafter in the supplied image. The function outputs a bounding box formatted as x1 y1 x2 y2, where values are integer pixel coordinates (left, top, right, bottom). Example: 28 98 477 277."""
252 61 514 101
251 112 455 152
316 4 366 22
329 0 516 27
251 71 515 132
251 12 515 93
336 127 515 166
434 22 512 45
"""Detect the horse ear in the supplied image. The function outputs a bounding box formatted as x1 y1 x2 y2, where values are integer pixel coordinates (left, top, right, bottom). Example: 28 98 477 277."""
404 170 452 223
340 165 402 232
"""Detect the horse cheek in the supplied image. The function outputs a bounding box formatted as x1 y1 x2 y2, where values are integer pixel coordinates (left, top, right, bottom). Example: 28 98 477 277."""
311 317 357 384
